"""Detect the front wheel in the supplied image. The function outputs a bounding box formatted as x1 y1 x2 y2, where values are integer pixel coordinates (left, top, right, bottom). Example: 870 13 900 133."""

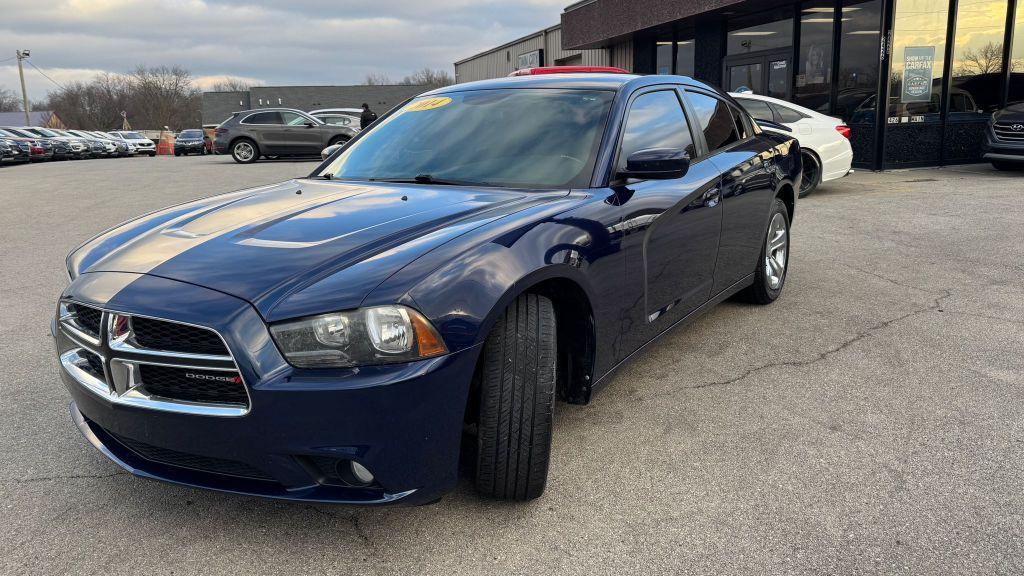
798 151 821 198
739 198 790 305
231 139 259 164
475 293 557 501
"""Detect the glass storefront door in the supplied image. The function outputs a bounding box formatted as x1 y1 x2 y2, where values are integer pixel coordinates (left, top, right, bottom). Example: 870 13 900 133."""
726 52 792 98
884 0 951 167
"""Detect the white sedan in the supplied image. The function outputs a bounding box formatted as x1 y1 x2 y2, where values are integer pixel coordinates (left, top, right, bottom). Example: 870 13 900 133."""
731 92 853 197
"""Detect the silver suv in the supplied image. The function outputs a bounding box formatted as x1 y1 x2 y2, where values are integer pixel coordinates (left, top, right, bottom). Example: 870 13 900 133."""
213 108 357 164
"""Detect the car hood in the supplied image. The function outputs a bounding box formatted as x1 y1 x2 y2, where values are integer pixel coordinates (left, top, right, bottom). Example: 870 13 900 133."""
73 179 566 319
994 103 1024 122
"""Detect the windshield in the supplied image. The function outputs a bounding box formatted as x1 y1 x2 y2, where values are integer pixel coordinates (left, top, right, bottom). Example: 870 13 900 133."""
318 88 615 189
119 131 144 139
0 129 14 138
32 128 58 137
178 129 204 138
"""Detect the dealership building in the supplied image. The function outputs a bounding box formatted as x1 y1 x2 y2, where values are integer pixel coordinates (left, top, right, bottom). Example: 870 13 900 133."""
455 0 1024 170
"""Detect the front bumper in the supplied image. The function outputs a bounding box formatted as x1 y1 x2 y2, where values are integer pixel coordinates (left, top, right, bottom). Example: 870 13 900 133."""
56 272 478 505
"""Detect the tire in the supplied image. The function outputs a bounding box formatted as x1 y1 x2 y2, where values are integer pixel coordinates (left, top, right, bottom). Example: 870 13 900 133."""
798 151 821 198
475 293 557 501
174 151 181 157
739 198 790 305
991 160 1022 171
231 139 259 164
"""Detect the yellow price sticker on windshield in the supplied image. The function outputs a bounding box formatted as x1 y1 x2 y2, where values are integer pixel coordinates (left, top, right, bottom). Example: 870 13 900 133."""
405 97 452 112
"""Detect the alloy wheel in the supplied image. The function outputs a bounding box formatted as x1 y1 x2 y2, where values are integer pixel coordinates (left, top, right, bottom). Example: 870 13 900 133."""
800 153 819 195
764 212 788 290
234 142 254 161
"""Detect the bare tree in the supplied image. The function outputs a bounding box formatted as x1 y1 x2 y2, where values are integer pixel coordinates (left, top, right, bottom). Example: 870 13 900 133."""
40 65 201 130
955 42 1004 76
363 72 393 85
0 86 21 112
207 77 261 92
128 65 201 129
400 68 454 87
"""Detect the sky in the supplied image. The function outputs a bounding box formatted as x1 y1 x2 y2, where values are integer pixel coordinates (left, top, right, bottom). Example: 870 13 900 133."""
0 0 568 102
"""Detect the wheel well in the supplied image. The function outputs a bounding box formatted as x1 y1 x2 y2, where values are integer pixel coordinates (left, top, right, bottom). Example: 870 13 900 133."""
777 183 795 223
229 136 257 151
527 278 596 404
329 135 351 146
463 277 596 432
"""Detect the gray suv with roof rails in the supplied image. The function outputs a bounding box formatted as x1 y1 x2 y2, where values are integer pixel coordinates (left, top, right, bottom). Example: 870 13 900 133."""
213 107 358 164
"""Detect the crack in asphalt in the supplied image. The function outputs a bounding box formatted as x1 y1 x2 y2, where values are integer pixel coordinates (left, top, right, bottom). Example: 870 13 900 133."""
681 289 952 392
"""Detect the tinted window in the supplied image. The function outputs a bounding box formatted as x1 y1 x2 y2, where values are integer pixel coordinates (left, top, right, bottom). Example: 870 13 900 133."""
319 89 615 189
676 39 695 76
730 106 750 139
949 0 1007 113
736 98 775 121
283 112 313 126
244 111 282 124
319 115 353 126
617 90 695 173
836 0 882 124
770 103 806 123
178 130 204 138
686 92 740 151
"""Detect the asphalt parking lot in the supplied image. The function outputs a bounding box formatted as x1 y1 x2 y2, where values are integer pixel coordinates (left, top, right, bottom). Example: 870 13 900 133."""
2 155 1023 575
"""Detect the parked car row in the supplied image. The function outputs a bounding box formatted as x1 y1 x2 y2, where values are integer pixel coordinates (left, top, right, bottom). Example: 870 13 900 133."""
0 126 157 166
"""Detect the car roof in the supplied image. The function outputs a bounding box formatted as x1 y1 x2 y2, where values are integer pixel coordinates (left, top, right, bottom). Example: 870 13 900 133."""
309 108 361 114
232 107 309 115
423 73 720 96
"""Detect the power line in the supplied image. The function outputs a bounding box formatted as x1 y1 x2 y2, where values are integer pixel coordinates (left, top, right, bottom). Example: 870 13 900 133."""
25 60 66 91
0 55 16 64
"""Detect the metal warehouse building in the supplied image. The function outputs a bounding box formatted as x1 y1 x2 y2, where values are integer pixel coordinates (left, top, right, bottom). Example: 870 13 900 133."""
455 0 1024 170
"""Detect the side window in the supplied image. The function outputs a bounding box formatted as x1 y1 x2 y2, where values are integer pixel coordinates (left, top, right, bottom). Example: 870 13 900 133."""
617 90 696 173
769 103 806 123
737 98 775 122
686 91 740 152
282 112 310 126
243 111 283 124
730 106 750 139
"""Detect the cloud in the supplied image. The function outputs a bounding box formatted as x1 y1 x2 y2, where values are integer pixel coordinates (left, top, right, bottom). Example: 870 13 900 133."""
0 0 567 101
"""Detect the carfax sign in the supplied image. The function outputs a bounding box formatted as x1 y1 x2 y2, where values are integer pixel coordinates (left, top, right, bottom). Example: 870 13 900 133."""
902 46 935 103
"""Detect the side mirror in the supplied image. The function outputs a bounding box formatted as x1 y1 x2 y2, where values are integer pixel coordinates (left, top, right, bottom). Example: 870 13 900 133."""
617 148 690 180
321 143 342 160
305 121 316 128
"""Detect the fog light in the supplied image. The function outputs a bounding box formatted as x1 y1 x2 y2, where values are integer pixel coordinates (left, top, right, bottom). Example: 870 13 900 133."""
333 459 375 486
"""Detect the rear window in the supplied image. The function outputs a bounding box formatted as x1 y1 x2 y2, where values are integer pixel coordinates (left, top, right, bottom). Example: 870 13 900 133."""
769 103 807 123
736 98 775 122
242 112 282 124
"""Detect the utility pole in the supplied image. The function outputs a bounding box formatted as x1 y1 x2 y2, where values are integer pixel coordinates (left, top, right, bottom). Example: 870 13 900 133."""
16 50 31 126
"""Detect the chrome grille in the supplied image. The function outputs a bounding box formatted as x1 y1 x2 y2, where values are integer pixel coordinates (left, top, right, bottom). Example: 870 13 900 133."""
993 122 1024 142
57 302 250 416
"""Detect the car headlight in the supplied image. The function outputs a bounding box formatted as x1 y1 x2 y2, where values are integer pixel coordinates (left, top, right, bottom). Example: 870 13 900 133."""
269 305 447 368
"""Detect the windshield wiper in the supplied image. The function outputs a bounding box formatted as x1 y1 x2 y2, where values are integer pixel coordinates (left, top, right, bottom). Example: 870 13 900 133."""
369 174 489 187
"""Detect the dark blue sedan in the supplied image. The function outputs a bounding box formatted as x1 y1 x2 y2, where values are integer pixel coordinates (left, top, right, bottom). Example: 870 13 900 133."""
55 69 801 505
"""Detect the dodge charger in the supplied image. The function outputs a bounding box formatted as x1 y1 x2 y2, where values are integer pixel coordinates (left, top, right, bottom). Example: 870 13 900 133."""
55 69 801 504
